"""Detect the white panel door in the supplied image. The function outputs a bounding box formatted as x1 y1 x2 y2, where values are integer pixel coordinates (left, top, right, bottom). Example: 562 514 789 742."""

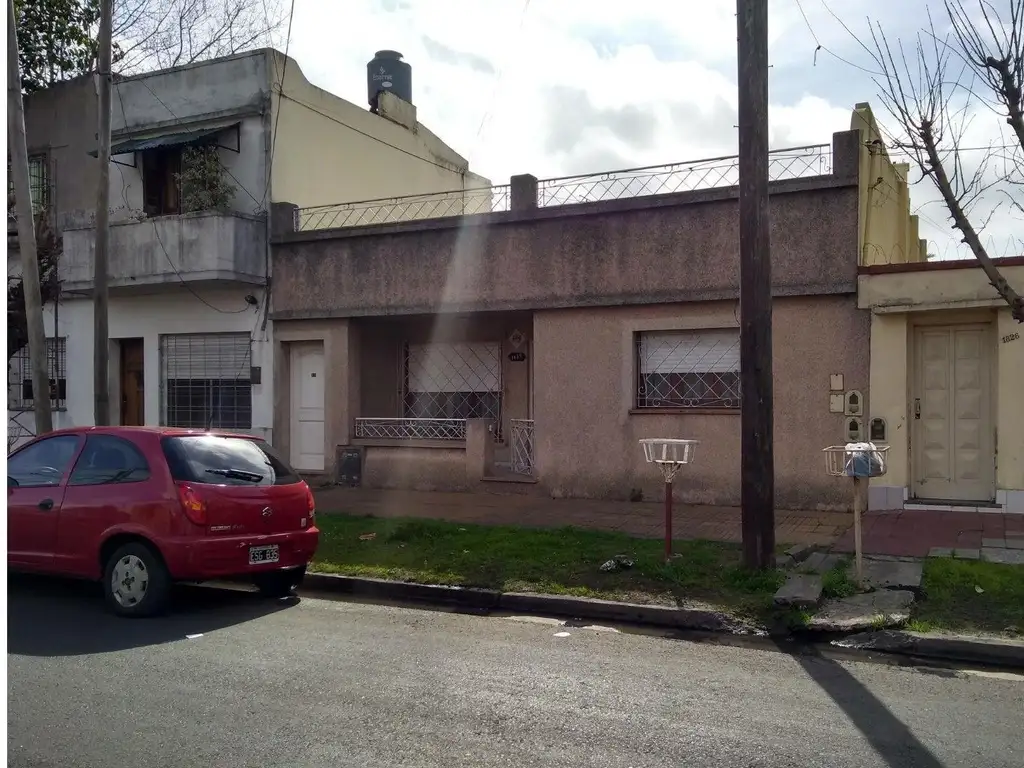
289 342 325 471
912 324 994 502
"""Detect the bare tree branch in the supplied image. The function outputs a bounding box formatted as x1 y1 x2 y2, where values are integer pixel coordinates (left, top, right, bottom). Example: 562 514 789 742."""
868 0 1024 322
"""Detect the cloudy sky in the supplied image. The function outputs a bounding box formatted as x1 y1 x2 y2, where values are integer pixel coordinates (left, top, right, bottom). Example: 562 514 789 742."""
286 0 1020 261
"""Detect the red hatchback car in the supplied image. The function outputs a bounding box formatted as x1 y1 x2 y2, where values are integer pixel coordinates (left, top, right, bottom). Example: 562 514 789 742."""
7 426 320 617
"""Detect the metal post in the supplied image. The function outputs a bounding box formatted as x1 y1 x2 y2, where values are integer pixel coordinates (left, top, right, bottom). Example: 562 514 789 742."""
852 476 864 582
7 0 53 435
93 0 113 425
664 480 673 561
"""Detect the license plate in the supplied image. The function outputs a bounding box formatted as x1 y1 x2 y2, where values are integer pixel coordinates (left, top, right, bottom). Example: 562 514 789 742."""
248 545 280 565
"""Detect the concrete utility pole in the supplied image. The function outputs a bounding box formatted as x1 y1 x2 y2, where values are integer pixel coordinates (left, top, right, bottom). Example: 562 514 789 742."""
93 0 113 425
736 0 775 569
7 0 53 435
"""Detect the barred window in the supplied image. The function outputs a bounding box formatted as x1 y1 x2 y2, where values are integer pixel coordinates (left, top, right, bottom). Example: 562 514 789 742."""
160 333 252 429
636 329 740 409
7 154 50 213
403 342 502 430
8 337 67 410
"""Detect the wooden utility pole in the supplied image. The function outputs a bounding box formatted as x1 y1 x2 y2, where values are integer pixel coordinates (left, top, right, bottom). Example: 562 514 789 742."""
736 0 775 569
93 0 113 425
7 0 53 435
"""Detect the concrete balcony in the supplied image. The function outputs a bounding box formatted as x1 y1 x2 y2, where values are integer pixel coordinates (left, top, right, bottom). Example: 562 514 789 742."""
61 210 266 293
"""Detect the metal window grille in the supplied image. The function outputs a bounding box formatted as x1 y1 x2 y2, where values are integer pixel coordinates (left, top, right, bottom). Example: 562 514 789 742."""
160 333 252 429
636 330 741 409
8 337 67 410
7 154 50 213
510 419 535 476
402 341 502 439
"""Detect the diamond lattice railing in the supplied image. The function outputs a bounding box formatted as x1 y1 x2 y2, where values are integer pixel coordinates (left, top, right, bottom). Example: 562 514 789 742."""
297 185 511 231
538 145 832 207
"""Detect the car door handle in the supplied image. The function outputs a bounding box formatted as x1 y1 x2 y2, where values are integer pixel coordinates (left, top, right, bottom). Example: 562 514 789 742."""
38 498 54 511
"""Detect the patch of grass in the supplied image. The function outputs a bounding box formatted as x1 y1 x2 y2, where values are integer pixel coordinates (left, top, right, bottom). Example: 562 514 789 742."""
821 559 858 599
312 513 787 622
912 558 1024 636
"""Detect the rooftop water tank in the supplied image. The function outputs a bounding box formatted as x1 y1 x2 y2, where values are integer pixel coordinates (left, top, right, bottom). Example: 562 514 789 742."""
367 50 412 110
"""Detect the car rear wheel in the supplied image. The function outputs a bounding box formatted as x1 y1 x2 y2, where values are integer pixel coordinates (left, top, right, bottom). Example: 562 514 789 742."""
253 565 306 598
103 542 171 618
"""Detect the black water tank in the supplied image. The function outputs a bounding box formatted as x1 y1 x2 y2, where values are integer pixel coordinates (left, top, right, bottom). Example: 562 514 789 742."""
367 50 412 109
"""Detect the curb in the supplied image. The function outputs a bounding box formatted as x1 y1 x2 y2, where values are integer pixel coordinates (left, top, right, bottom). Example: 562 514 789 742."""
831 629 1024 669
302 573 1024 669
304 572 761 635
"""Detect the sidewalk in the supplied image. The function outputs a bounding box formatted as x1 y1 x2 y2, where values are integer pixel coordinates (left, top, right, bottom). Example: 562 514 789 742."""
832 508 1024 558
313 487 850 547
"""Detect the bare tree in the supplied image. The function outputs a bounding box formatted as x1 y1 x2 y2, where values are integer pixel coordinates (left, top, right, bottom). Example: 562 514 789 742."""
112 0 287 74
867 0 1024 322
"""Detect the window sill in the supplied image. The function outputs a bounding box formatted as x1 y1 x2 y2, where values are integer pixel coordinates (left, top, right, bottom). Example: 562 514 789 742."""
630 407 740 416
352 438 467 449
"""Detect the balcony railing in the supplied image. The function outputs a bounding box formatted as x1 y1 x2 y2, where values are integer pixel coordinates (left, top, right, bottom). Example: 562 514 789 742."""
294 144 832 232
354 417 469 441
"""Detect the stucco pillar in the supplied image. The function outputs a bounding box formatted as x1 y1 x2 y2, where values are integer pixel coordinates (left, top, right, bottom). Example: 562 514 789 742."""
270 201 299 236
830 129 860 182
465 418 494 481
510 174 539 211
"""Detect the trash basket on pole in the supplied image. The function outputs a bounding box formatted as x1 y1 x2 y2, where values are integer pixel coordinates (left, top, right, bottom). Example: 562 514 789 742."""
822 442 889 582
640 438 699 562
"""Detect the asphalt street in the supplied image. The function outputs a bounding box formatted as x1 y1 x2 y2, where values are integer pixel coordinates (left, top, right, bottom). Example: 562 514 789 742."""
7 576 1024 768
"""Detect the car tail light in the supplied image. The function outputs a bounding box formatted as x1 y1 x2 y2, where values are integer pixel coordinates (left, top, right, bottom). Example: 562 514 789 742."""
176 482 207 526
304 483 316 525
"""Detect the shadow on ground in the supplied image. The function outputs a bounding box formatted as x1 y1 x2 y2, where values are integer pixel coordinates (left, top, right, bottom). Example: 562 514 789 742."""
8 574 299 657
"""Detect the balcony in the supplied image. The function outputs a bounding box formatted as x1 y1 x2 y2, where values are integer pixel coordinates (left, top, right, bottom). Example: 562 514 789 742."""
61 210 266 292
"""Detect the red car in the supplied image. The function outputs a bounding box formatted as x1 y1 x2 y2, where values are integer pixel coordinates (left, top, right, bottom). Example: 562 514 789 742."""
7 426 320 618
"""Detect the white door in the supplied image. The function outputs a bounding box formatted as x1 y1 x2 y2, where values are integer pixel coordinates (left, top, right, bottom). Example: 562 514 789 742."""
289 342 325 471
912 324 994 502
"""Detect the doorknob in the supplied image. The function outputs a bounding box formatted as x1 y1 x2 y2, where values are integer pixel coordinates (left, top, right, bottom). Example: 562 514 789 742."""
914 398 921 420
38 498 54 511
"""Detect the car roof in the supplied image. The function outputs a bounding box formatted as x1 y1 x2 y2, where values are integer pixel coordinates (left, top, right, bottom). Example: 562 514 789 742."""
41 426 265 441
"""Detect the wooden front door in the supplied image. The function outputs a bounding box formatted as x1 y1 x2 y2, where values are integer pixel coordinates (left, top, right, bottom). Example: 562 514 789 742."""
120 338 145 426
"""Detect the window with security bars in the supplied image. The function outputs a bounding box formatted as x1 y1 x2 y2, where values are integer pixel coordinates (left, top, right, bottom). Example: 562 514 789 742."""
636 329 741 409
160 333 252 429
7 154 50 214
8 337 67 410
403 342 502 430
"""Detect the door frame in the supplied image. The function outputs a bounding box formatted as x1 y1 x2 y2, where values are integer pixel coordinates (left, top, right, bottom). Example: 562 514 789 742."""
908 315 997 502
288 340 326 471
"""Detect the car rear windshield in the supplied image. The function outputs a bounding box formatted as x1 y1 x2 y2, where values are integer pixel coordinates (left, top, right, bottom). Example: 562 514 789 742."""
161 435 302 487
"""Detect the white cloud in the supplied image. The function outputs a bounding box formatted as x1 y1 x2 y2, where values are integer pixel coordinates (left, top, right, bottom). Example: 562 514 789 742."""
287 0 1020 260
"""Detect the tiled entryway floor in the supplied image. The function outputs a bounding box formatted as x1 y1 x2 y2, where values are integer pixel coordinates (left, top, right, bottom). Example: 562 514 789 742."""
314 487 850 547
832 508 1024 558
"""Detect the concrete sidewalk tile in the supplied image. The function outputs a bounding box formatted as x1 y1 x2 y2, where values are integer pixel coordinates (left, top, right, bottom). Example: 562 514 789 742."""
774 574 823 608
927 547 954 558
982 537 1007 549
953 548 981 560
981 548 1024 565
1004 538 1024 550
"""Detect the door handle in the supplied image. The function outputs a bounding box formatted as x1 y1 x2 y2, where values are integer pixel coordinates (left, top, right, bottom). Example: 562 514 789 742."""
38 498 54 511
914 398 921 420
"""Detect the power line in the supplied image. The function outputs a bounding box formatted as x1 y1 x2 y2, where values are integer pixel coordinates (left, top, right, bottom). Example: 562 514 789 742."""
132 76 265 210
261 0 297 208
274 90 467 174
793 0 884 77
151 221 255 314
469 0 532 164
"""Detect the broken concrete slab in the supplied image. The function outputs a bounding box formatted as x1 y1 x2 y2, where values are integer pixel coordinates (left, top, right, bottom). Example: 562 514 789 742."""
981 548 1024 565
775 553 795 569
774 574 823 609
953 548 981 560
802 552 845 574
785 544 816 563
928 547 954 558
807 590 915 632
858 558 923 591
